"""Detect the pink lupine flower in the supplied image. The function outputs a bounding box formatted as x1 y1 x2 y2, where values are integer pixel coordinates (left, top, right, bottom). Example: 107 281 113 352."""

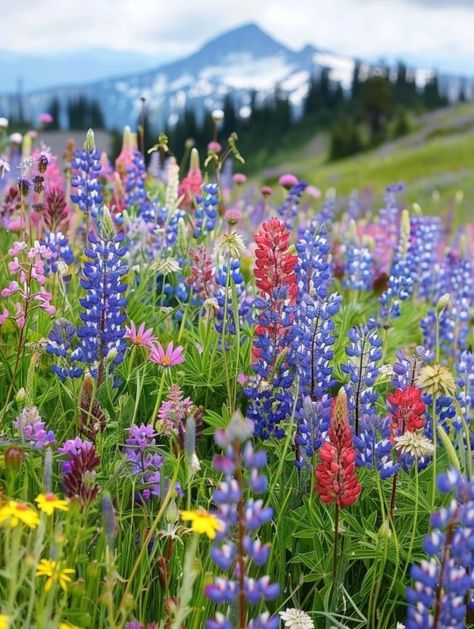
124 321 156 350
0 309 9 325
150 341 185 367
179 147 203 208
1 281 19 297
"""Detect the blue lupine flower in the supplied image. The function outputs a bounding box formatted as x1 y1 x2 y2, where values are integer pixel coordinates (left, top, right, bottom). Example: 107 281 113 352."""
206 413 279 629
194 182 219 238
46 318 83 381
379 210 415 321
41 231 74 274
71 129 103 218
125 150 153 219
354 414 398 479
294 226 341 463
342 317 383 436
421 250 473 358
406 469 474 627
391 345 433 390
344 241 373 291
409 215 441 300
277 181 307 228
75 211 128 382
215 259 250 335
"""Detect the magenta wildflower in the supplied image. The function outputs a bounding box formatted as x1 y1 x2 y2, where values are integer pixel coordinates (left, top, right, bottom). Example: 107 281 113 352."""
38 112 53 125
124 321 155 350
208 141 222 153
150 341 185 367
278 173 299 189
233 173 247 185
157 384 194 434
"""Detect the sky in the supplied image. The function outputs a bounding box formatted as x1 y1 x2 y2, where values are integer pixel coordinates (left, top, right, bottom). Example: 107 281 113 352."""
0 0 473 75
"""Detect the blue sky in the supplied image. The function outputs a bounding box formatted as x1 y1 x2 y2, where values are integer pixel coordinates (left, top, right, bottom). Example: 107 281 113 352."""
0 0 473 75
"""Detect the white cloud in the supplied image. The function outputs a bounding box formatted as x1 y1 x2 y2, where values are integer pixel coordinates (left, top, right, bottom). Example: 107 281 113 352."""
0 0 473 74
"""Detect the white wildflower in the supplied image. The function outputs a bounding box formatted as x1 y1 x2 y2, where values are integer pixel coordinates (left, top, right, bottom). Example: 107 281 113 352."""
394 431 435 459
279 608 314 629
215 231 246 260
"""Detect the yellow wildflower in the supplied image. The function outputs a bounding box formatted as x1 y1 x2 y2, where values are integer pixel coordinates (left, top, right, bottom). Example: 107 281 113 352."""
0 615 9 629
35 493 69 516
59 624 81 629
180 509 223 540
0 500 39 529
36 559 75 592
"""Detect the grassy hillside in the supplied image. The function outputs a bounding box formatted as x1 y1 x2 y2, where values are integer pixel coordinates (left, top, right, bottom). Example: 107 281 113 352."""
262 103 474 218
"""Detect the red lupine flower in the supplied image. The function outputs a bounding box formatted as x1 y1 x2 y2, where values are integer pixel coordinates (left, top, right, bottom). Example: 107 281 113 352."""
252 218 298 362
254 218 298 301
315 389 361 508
387 385 425 444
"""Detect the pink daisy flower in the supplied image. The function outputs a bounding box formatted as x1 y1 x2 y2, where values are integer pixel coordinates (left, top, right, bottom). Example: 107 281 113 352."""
150 341 185 367
124 321 155 350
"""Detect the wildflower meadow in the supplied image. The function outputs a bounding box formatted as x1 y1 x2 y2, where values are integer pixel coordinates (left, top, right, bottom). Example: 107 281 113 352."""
0 116 473 629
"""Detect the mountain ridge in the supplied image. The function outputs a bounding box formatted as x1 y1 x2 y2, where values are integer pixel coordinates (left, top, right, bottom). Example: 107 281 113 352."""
0 22 472 130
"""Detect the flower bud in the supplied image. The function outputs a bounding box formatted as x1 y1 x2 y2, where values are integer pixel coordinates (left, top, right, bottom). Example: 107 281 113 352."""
99 206 116 241
165 498 179 523
101 492 118 546
106 347 118 364
184 417 196 464
378 519 392 539
83 128 96 153
4 446 25 472
211 109 224 123
435 293 450 316
15 387 26 403
43 447 53 493
0 117 9 129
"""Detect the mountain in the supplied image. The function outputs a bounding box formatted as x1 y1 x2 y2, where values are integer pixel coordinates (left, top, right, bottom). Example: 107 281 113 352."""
0 23 472 130
0 48 167 93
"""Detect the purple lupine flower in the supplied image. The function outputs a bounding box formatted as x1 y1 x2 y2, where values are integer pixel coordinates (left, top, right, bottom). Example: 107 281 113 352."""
75 207 128 383
341 317 383 436
71 130 103 218
58 437 100 506
125 423 182 502
206 412 279 629
406 469 474 628
374 183 402 275
13 406 56 449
